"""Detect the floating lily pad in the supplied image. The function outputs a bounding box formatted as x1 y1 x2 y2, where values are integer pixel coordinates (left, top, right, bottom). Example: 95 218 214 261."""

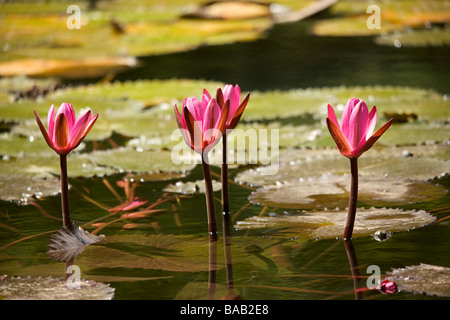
311 0 450 41
0 1 272 67
182 1 273 20
0 275 114 300
386 263 450 297
375 27 450 47
235 145 450 187
0 57 138 79
245 86 449 122
248 174 447 210
89 148 196 173
0 173 60 204
234 208 436 239
163 179 221 195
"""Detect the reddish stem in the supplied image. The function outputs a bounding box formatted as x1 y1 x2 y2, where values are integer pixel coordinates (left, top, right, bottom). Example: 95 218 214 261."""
202 154 218 242
343 158 358 240
59 154 72 228
222 133 233 288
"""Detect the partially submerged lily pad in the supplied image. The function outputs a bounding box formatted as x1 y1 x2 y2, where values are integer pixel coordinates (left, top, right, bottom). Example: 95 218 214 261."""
248 174 447 210
234 208 436 239
386 263 450 297
0 275 114 300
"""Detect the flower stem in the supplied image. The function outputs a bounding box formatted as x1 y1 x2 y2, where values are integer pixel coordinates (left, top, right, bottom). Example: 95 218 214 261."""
221 133 231 238
202 153 218 242
344 158 358 240
221 133 233 289
59 154 72 228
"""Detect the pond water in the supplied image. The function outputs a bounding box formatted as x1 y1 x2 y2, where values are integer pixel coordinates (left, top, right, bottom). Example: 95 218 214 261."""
0 16 449 301
116 20 450 94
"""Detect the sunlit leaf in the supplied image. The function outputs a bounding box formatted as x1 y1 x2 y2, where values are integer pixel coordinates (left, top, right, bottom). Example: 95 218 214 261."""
0 275 114 300
248 174 447 210
386 263 450 297
235 208 436 239
235 145 450 187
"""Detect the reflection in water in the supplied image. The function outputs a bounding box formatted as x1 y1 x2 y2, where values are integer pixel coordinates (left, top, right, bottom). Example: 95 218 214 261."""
209 241 217 300
208 234 242 300
343 239 363 300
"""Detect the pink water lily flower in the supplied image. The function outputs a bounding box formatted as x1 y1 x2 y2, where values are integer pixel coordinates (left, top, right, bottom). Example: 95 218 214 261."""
34 103 98 155
327 98 393 159
174 93 229 154
204 84 250 131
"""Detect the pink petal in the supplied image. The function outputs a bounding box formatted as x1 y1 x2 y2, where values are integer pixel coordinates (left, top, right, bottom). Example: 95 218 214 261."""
69 110 92 147
326 118 353 158
202 98 220 141
327 104 339 127
185 97 203 122
366 106 377 140
47 105 55 143
34 109 54 151
57 103 75 129
54 112 70 153
347 100 369 150
174 105 186 129
227 91 249 131
356 118 394 157
70 112 98 151
203 88 211 100
341 98 360 139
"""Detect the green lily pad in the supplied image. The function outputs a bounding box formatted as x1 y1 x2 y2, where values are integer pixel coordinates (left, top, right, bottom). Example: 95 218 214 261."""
375 27 450 47
386 263 450 297
235 145 450 187
0 275 114 300
248 174 448 210
89 148 196 173
0 1 272 66
0 172 61 204
244 86 449 122
235 207 436 239
311 0 450 41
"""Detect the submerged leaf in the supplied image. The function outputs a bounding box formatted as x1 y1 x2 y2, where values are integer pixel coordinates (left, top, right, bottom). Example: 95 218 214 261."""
47 223 105 262
386 264 450 297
